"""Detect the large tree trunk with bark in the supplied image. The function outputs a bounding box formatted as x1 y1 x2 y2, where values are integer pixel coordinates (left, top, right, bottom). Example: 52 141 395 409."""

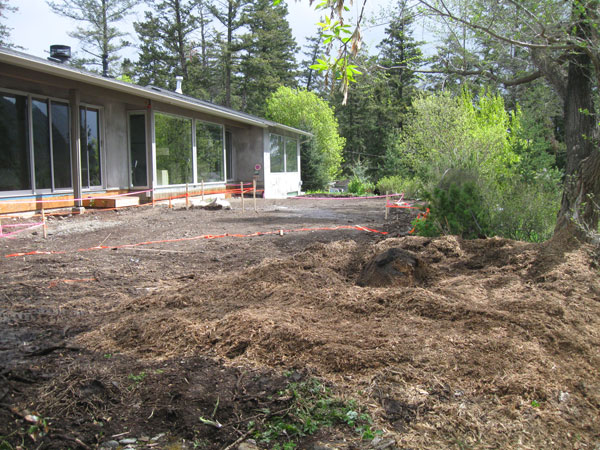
553 10 600 242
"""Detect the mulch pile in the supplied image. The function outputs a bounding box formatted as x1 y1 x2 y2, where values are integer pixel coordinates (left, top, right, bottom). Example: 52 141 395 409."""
76 235 600 448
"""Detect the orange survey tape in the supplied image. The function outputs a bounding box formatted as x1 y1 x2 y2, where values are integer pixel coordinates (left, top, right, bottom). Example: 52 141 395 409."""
385 194 420 209
4 225 387 258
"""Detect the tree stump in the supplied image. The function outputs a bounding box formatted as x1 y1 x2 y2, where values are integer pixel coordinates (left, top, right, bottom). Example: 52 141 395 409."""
357 247 427 287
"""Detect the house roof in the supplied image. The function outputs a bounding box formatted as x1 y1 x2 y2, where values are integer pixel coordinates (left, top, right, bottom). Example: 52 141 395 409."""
0 47 312 137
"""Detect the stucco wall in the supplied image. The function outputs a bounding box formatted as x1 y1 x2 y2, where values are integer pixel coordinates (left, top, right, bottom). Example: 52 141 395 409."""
231 126 264 184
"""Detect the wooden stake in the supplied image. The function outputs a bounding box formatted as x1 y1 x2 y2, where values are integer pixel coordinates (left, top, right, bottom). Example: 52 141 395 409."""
241 182 245 212
169 197 172 209
385 191 389 220
152 189 155 208
186 183 190 209
0 217 3 237
253 178 257 212
201 180 205 201
41 203 47 239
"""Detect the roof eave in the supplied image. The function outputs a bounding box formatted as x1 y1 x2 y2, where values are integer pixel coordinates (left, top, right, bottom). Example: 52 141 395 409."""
0 51 268 128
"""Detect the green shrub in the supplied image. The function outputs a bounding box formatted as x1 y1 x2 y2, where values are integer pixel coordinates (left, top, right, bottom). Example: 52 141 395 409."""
413 181 490 239
348 177 375 196
489 176 561 242
376 175 422 198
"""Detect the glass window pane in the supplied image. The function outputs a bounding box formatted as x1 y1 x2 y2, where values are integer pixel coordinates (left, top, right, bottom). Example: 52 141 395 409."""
285 138 298 172
0 94 30 191
51 102 71 189
86 109 101 186
270 134 284 173
155 112 192 185
32 99 51 190
225 131 233 180
80 108 88 188
196 121 224 182
129 114 147 186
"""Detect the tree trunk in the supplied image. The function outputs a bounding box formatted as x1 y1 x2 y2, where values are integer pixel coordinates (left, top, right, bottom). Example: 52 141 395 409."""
553 13 599 241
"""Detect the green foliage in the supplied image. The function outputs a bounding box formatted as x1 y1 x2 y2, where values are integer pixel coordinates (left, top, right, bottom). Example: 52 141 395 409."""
387 89 520 189
389 89 561 242
47 0 136 75
133 0 199 92
254 378 377 448
128 371 147 384
489 177 561 242
413 181 489 239
376 175 421 198
300 139 330 191
265 87 345 186
238 0 298 116
348 177 374 196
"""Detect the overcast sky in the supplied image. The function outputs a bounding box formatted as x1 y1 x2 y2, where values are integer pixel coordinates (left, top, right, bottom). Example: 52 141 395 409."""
4 0 397 64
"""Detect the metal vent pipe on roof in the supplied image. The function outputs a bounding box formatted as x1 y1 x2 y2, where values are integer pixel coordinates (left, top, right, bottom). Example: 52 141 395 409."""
49 45 71 63
175 76 183 94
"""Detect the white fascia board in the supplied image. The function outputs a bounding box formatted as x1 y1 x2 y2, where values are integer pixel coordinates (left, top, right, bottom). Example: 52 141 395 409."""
0 51 267 128
268 122 313 137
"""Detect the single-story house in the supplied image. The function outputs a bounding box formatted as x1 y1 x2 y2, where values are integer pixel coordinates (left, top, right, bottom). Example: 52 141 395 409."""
0 46 311 214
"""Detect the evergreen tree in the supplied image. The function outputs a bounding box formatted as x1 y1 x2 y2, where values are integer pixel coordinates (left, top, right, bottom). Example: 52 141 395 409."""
46 0 136 76
207 0 250 108
133 0 200 94
299 28 327 93
376 0 424 127
332 2 424 180
238 0 298 116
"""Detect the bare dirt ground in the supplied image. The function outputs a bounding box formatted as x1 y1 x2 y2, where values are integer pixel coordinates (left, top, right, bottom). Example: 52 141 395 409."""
0 197 599 450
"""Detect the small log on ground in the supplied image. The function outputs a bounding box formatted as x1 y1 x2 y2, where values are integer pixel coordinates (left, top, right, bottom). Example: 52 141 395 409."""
358 247 427 287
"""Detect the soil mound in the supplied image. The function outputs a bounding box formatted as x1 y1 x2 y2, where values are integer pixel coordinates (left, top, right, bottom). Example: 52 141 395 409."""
357 247 428 287
77 236 600 448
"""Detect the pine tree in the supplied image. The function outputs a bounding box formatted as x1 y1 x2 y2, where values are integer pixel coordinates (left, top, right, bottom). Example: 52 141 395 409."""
299 28 327 93
238 0 298 116
332 2 424 179
133 0 199 93
377 0 424 124
46 0 136 76
207 0 250 108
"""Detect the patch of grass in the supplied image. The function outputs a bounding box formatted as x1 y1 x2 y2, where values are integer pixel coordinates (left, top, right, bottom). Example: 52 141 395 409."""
253 377 379 448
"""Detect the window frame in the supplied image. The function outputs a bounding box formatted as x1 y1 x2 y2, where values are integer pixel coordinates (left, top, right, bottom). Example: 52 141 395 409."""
79 103 104 191
269 133 298 174
195 118 226 184
127 110 149 188
152 109 226 187
0 88 73 195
